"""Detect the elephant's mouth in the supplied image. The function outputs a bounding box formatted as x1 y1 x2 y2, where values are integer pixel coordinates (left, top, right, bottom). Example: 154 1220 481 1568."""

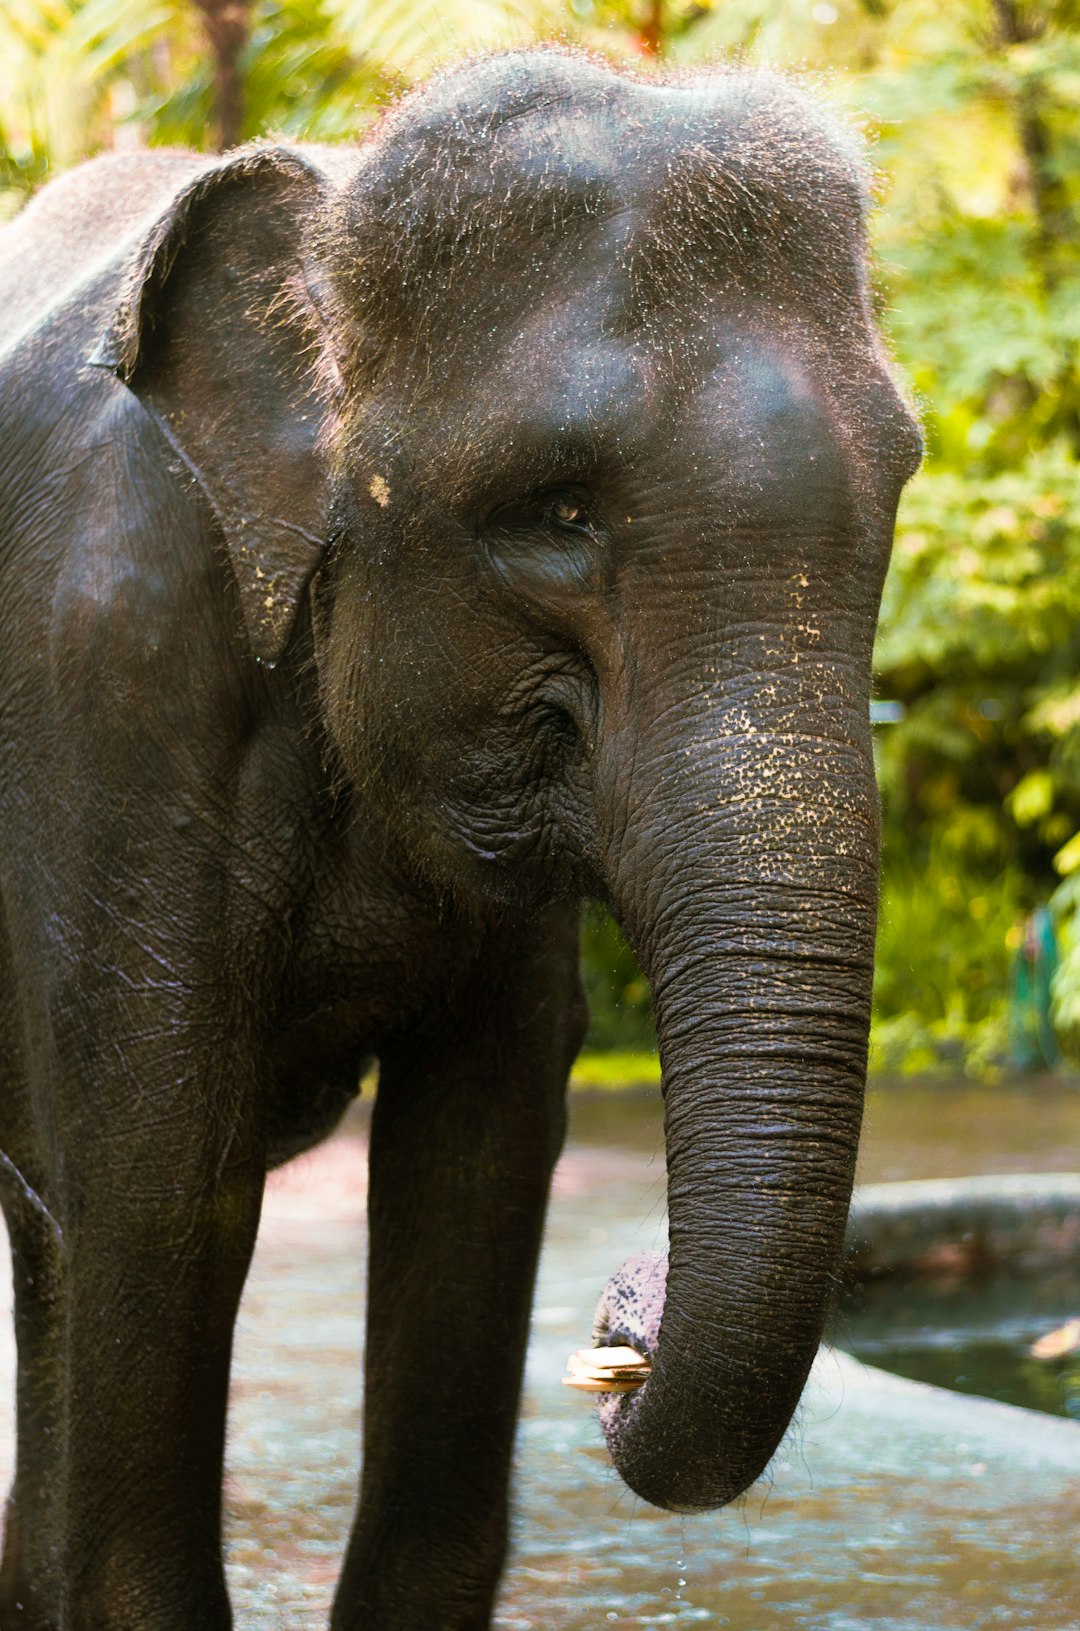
561 1251 668 1428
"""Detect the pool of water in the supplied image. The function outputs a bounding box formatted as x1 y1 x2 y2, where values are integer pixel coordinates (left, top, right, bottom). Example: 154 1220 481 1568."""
556 1077 1080 1417
566 1073 1080 1188
3 1076 1079 1627
834 1264 1080 1419
854 1074 1080 1184
845 1075 1080 1420
221 1079 1080 1627
574 1078 1080 1417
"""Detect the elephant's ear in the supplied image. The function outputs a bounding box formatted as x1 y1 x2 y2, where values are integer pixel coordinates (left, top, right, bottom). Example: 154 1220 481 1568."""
96 146 332 663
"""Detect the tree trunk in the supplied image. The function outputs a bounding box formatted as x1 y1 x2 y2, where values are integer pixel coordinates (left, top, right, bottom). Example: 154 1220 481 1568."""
191 0 250 151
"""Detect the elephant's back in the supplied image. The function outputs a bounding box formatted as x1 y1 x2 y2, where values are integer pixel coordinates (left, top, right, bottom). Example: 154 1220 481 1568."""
0 149 210 361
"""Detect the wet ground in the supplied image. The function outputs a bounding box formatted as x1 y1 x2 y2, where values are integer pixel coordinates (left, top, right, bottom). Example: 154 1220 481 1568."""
3 1077 1080 1626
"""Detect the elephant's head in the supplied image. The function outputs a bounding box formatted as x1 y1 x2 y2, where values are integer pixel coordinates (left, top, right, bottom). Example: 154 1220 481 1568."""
103 51 921 1511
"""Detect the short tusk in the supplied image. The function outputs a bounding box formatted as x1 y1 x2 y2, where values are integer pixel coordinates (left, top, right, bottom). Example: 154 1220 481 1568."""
561 1344 651 1394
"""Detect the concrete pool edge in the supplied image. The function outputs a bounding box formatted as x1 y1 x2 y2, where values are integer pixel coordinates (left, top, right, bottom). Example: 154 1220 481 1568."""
818 1347 1080 1464
845 1171 1080 1275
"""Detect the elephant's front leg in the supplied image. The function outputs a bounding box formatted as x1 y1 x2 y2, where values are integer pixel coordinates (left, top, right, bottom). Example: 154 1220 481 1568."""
332 909 584 1631
0 974 266 1631
59 1118 263 1631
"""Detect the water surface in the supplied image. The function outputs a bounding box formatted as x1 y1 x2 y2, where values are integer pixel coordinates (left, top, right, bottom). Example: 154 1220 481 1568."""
218 1078 1080 1627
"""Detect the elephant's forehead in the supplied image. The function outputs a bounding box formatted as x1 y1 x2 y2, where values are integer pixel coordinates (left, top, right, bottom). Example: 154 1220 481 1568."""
441 297 797 452
360 49 866 228
326 54 921 499
329 55 868 349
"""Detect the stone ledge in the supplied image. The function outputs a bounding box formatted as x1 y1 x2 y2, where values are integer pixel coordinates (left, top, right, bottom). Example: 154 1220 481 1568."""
845 1172 1080 1276
808 1345 1080 1469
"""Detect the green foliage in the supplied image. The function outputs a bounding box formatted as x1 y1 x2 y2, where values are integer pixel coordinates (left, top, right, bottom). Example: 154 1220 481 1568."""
875 453 1080 878
580 905 655 1052
0 0 567 209
569 1047 661 1087
146 0 390 147
871 834 1023 1076
0 0 167 202
862 3 1080 1071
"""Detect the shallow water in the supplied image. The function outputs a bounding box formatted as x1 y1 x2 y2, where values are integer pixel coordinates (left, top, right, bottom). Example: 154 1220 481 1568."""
855 1075 1080 1184
565 1074 1080 1186
843 1075 1080 1419
218 1079 1080 1627
1 1079 1078 1625
837 1262 1080 1417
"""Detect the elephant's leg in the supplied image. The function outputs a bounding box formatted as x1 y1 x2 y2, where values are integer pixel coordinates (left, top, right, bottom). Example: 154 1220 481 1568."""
0 934 66 1631
332 908 585 1631
0 1182 66 1631
60 1143 262 1629
2 984 265 1631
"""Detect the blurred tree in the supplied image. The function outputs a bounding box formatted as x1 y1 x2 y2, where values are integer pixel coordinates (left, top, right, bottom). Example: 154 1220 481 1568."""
580 906 656 1051
0 0 565 208
192 0 252 147
854 1 1080 1068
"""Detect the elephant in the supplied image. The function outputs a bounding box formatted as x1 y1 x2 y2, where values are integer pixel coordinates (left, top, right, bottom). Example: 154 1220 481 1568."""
0 45 921 1631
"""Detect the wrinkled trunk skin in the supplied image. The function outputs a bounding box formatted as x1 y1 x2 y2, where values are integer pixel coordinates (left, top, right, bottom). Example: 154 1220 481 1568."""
594 721 878 1513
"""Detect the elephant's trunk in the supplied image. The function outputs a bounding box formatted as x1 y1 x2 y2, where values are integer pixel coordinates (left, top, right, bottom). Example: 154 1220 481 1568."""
593 724 877 1512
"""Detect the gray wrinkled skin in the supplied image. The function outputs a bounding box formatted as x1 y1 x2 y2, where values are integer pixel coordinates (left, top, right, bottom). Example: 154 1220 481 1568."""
0 46 919 1631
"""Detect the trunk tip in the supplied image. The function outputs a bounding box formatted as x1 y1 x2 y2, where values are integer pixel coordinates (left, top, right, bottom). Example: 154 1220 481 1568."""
592 1249 668 1357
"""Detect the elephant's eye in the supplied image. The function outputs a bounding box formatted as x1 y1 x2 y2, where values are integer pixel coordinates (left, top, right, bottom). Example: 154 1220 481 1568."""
544 493 594 535
485 486 599 542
